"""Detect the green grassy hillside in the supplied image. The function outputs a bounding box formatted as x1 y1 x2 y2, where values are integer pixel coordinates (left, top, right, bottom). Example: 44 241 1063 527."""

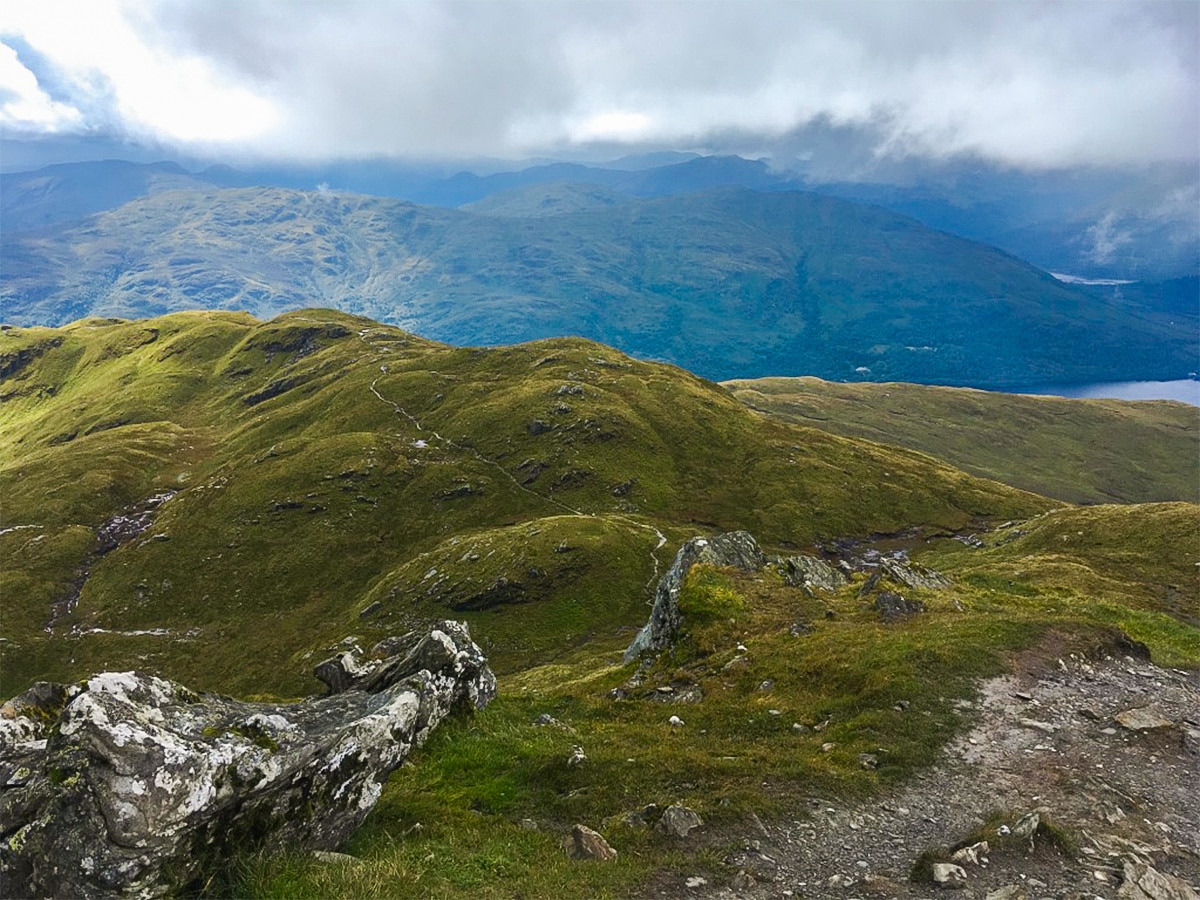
3 310 1197 898
0 309 1048 698
725 376 1199 505
3 186 1192 386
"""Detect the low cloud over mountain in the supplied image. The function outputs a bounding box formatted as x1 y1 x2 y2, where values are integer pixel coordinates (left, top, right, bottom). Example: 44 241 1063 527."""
1 1 1196 172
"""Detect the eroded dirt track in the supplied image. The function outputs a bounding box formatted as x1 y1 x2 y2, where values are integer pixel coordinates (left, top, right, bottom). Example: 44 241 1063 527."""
661 643 1200 899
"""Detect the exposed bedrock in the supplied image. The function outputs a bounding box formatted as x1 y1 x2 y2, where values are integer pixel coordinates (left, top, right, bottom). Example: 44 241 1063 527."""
0 620 495 899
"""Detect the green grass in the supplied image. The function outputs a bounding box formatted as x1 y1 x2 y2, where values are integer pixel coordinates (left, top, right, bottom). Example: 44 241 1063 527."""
241 534 1197 898
1 309 1196 898
725 376 1199 505
0 310 1048 696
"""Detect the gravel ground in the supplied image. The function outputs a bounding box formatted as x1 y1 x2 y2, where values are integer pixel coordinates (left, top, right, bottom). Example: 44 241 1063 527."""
647 638 1200 899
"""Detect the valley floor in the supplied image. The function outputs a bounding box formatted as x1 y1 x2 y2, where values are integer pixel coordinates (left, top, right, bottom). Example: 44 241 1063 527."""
668 641 1199 899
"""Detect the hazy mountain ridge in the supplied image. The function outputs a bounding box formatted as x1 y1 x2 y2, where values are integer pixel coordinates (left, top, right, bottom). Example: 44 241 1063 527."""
808 162 1200 282
2 184 1192 387
4 155 1194 282
0 159 223 232
0 155 792 232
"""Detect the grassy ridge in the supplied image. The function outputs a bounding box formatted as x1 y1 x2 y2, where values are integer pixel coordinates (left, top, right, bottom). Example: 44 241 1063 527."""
926 503 1200 641
725 376 1199 505
3 310 1196 899
240 501 1198 899
1 309 1045 697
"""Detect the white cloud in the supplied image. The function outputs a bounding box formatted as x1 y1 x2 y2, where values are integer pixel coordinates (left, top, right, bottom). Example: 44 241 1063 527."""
570 111 653 143
0 0 278 143
0 41 80 130
0 0 1196 168
1084 211 1135 265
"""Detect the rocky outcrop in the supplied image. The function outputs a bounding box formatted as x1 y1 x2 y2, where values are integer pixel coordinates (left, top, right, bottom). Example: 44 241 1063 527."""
778 554 848 593
879 557 952 591
1118 860 1200 900
0 621 495 899
856 559 950 600
624 530 952 659
624 531 765 661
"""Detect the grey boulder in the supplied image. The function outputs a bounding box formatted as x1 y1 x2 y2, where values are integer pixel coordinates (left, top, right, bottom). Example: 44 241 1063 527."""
0 620 495 899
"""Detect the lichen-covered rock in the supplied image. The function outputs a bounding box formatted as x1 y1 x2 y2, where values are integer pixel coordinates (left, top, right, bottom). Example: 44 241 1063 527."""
879 557 952 590
0 621 495 899
778 555 847 593
625 531 764 661
655 804 704 839
856 558 951 603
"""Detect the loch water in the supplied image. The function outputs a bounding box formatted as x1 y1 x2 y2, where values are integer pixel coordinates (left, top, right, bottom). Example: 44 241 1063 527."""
1014 379 1200 407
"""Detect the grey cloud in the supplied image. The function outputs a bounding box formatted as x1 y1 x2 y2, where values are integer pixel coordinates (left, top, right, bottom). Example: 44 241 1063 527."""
22 0 1200 167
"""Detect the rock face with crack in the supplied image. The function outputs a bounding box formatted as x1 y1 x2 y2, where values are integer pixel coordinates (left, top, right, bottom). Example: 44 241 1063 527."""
624 530 950 662
624 531 765 661
0 621 496 899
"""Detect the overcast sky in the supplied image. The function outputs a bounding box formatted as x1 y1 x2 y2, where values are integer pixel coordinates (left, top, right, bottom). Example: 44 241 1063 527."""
1 0 1196 172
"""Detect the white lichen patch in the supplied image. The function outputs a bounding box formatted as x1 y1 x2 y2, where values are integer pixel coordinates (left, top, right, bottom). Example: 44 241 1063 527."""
86 672 145 698
0 715 39 749
153 766 217 818
245 713 297 736
111 773 147 797
58 695 114 740
358 778 382 811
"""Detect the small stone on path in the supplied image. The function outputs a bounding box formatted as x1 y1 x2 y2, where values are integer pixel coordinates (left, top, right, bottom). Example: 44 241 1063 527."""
1115 706 1174 731
932 862 968 888
656 804 704 839
563 824 617 861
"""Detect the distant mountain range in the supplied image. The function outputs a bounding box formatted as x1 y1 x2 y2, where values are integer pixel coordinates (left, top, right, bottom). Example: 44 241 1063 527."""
3 155 1196 281
0 156 788 233
3 182 1193 386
